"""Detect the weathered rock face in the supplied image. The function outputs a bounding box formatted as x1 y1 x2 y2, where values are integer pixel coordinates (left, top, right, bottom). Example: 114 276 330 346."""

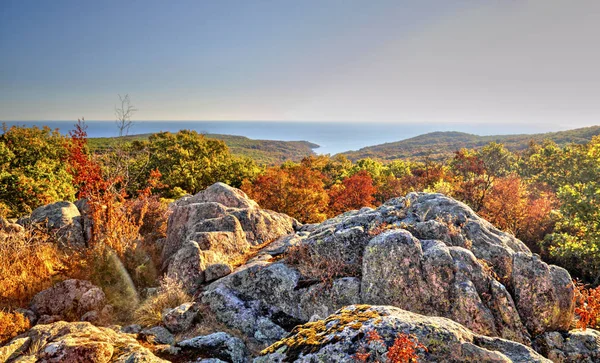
361 229 529 344
18 201 85 246
257 305 551 363
0 321 167 363
30 279 108 323
199 192 575 354
534 329 600 363
163 183 296 293
177 332 250 363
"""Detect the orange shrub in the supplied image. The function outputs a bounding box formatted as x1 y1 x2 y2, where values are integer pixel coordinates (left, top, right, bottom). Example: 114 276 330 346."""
0 225 68 309
0 310 31 344
387 333 427 363
574 281 600 330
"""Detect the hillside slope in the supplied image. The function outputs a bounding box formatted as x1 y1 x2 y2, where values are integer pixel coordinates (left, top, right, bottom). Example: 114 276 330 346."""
339 125 600 161
89 133 318 165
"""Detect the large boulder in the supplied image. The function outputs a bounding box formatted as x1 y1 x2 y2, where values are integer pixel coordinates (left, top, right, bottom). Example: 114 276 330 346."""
30 279 107 323
198 192 575 355
18 201 85 246
361 229 529 344
0 321 167 362
162 183 296 293
256 305 551 362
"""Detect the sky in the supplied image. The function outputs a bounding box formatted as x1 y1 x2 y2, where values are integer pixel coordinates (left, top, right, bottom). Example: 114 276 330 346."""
1 0 599 126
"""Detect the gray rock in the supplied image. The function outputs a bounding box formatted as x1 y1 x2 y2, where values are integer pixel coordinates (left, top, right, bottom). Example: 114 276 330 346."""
162 302 198 333
178 332 249 363
205 263 233 282
361 229 529 344
19 201 85 246
257 305 550 363
162 183 295 293
30 279 106 322
140 326 175 345
534 329 600 363
121 324 142 334
511 252 575 336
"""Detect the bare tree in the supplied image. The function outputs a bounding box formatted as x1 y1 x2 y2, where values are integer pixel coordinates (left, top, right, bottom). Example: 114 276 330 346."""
115 94 137 137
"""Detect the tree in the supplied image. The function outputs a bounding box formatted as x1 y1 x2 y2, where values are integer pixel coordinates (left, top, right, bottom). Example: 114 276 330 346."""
115 94 137 137
0 124 75 217
242 164 329 223
141 130 258 196
328 170 376 216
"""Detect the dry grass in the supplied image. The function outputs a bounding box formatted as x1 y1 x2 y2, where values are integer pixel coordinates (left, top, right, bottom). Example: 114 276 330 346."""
134 276 192 327
0 310 31 344
0 224 71 309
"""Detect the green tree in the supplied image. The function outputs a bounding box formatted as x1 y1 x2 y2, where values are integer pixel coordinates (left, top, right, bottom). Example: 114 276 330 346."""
137 130 258 196
0 125 75 217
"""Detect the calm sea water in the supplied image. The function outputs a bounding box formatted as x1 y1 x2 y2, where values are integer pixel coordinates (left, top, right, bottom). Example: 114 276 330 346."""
2 121 569 155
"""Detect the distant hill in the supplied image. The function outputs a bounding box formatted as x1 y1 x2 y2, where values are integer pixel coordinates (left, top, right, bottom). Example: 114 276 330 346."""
338 125 600 162
88 133 318 165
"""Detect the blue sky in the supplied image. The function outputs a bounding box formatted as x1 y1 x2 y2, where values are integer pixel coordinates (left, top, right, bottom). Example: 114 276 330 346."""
1 0 599 126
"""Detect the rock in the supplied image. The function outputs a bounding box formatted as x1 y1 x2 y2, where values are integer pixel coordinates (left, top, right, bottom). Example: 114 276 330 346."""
177 332 249 363
74 199 93 244
162 183 295 293
30 279 106 322
202 285 291 345
121 324 142 334
511 252 575 336
257 305 550 363
361 229 529 343
0 321 167 362
162 302 198 333
19 201 85 246
140 326 175 345
534 329 600 363
197 192 576 354
205 263 233 282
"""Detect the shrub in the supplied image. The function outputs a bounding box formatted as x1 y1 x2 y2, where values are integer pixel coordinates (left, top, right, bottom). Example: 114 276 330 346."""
353 330 426 363
134 276 192 327
574 281 600 330
0 224 68 309
0 310 31 344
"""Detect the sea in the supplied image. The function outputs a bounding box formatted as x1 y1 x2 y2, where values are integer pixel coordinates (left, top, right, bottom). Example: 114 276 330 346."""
1 121 571 156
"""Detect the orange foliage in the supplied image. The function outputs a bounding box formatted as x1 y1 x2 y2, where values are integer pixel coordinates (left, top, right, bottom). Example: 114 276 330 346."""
353 329 426 363
479 176 557 251
0 311 31 344
574 281 600 330
242 165 329 223
387 333 427 363
328 170 376 217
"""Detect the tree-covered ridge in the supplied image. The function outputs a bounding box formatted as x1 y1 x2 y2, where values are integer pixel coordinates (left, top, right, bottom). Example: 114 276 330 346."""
88 133 318 165
340 125 600 161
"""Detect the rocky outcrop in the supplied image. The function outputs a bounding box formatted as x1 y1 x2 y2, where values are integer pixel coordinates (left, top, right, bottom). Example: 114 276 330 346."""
257 305 550 362
0 321 167 362
177 332 250 363
30 279 109 324
18 201 86 246
163 183 296 293
534 329 600 363
198 192 575 356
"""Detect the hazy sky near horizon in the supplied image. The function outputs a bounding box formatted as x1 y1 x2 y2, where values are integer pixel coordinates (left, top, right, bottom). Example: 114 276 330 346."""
1 0 599 126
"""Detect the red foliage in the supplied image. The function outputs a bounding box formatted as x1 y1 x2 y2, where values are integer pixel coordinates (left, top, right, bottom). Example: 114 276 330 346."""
574 281 600 330
328 170 376 216
66 119 109 199
387 333 427 363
